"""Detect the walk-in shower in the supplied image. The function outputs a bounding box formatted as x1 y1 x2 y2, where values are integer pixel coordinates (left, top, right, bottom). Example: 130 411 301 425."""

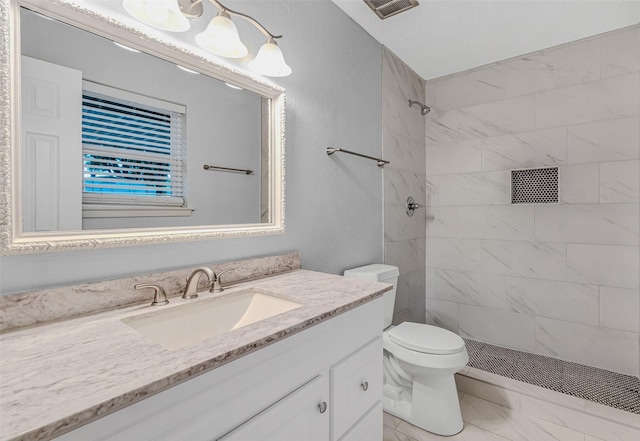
408 99 430 115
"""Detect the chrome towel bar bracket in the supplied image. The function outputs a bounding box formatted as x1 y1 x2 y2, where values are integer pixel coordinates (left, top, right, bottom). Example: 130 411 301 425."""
326 147 389 168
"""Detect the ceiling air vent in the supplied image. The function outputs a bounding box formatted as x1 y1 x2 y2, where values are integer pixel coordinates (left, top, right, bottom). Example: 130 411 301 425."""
365 0 420 20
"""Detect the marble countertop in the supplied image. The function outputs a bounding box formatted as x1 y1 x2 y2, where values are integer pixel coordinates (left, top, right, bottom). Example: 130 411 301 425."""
0 270 390 441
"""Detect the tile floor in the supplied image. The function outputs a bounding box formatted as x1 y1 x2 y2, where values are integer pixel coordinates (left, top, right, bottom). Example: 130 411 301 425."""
382 368 640 441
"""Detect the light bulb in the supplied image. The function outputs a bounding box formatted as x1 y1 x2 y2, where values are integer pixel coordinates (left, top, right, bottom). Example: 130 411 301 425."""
122 0 190 32
195 12 248 59
248 39 292 77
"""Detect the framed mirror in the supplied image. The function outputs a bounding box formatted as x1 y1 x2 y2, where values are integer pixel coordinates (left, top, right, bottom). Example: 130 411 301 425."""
0 0 285 254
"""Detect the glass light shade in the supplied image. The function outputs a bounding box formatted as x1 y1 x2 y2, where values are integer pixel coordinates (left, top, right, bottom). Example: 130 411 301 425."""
248 40 292 77
195 14 248 59
123 0 190 32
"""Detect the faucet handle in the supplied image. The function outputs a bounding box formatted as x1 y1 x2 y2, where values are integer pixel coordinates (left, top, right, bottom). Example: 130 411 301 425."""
135 284 169 306
210 268 234 293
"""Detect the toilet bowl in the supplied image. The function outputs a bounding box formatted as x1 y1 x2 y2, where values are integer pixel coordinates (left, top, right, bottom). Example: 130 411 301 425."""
344 264 468 436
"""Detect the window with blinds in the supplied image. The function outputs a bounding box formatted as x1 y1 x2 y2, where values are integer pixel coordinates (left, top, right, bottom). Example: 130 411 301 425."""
81 81 186 207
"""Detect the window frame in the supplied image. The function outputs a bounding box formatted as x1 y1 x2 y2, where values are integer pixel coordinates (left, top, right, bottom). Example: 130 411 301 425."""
80 80 191 218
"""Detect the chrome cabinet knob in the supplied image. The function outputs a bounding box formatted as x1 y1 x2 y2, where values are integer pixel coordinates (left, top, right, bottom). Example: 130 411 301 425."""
318 401 327 414
361 381 369 391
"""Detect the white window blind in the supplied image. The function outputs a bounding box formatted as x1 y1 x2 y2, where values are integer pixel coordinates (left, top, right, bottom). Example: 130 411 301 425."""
81 82 186 206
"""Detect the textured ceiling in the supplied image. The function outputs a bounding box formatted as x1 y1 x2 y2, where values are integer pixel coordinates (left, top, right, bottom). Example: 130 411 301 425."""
332 0 640 80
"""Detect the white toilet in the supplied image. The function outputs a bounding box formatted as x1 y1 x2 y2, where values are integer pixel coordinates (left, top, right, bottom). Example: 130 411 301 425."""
344 264 468 436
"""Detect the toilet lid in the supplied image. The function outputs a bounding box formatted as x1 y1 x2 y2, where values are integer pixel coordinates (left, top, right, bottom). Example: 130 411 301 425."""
389 322 465 355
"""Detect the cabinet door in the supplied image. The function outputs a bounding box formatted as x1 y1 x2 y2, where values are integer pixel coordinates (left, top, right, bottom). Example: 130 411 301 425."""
339 402 382 441
331 337 382 440
219 374 329 441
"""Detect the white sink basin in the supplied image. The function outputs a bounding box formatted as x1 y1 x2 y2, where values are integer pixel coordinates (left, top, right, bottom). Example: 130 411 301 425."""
123 289 302 350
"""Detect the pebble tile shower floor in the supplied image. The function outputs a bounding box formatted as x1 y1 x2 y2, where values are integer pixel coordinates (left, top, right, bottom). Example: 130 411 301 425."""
464 338 640 414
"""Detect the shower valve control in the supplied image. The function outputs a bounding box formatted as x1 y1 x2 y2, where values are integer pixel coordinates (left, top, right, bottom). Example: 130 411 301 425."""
406 196 422 217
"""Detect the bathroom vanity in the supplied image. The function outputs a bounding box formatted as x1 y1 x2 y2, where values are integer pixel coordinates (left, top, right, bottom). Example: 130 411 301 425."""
0 268 389 441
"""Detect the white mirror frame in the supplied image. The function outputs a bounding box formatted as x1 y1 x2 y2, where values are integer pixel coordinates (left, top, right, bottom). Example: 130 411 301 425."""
0 0 285 255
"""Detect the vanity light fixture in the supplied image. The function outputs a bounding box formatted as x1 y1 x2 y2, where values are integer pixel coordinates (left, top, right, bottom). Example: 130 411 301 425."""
195 9 248 58
122 0 191 32
123 0 292 77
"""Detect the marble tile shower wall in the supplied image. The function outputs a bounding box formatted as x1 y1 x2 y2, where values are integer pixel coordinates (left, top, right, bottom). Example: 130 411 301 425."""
424 25 640 376
382 48 427 325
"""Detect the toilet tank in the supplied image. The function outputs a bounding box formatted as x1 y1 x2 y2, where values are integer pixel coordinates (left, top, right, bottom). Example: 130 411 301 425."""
343 264 399 329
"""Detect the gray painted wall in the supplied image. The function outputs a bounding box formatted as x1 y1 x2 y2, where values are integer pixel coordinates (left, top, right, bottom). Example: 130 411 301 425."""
0 1 383 294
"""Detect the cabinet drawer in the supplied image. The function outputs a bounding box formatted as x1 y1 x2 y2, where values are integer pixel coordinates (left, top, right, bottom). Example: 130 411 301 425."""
339 402 382 441
331 337 382 440
219 374 330 441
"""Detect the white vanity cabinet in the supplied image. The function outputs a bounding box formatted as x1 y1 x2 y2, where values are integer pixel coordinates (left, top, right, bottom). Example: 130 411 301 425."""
55 298 383 441
220 375 330 441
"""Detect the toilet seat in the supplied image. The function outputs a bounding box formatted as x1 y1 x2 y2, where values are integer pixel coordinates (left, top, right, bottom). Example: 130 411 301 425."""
388 322 465 355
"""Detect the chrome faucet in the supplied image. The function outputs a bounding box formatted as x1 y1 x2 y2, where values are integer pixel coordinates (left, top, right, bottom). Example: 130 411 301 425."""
183 267 214 299
134 284 169 306
210 269 234 293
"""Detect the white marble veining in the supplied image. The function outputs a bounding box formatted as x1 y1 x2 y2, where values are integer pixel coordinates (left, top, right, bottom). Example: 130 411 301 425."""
481 127 567 171
458 95 536 138
425 176 439 206
460 367 585 412
425 25 639 375
463 394 588 441
384 127 426 176
454 374 521 410
0 270 390 441
426 139 481 176
600 160 639 203
426 206 458 238
432 66 507 111
520 395 640 441
425 298 458 333
438 171 510 206
567 243 639 289
536 73 640 129
481 240 566 281
385 167 411 203
505 38 601 97
425 108 465 145
435 269 505 309
600 25 640 78
534 317 639 376
426 237 482 272
395 268 426 313
458 205 534 241
384 202 427 242
600 286 640 333
458 304 534 352
455 367 640 439
382 47 427 325
534 203 639 245
567 117 640 164
385 238 426 275
0 252 301 332
505 277 599 326
559 163 600 203
426 267 436 298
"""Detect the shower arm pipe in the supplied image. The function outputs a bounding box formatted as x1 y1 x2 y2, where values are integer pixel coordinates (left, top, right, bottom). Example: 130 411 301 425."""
326 147 390 168
207 0 282 39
